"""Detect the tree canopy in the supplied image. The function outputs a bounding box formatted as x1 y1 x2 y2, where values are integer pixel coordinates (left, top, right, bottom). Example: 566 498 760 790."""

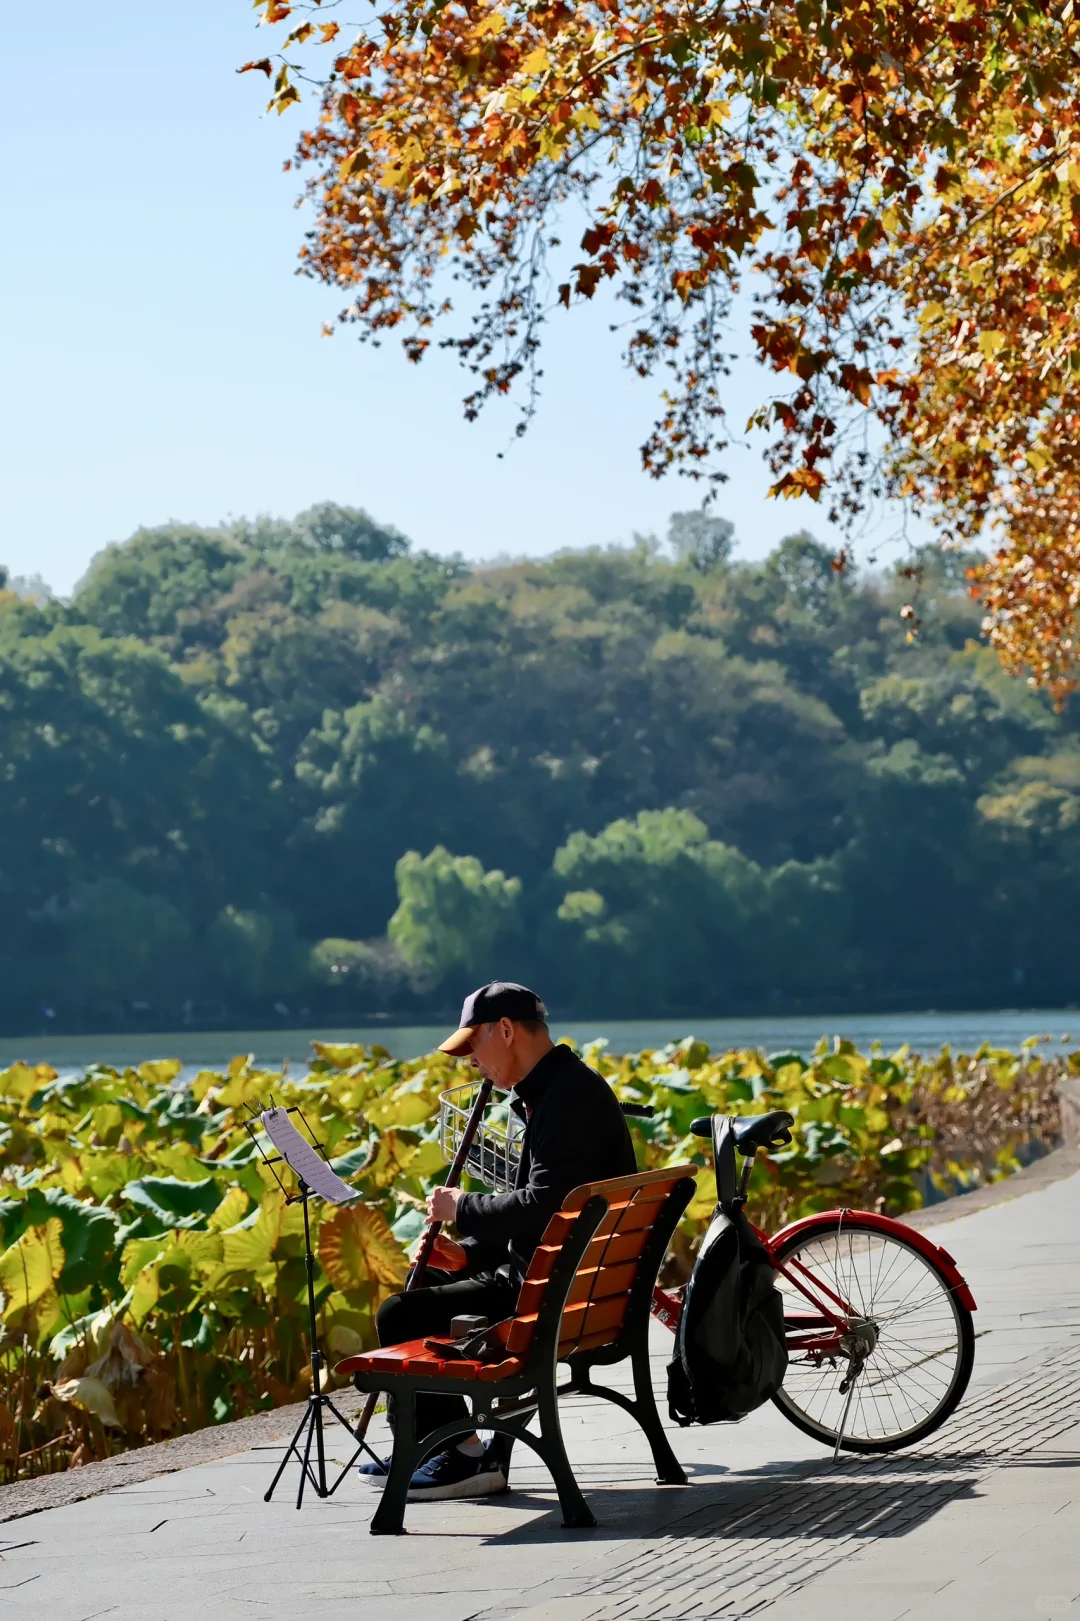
242 1 1080 698
3 501 1080 1030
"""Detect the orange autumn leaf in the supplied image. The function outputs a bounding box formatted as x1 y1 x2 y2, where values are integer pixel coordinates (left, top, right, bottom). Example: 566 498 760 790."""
241 1 1080 696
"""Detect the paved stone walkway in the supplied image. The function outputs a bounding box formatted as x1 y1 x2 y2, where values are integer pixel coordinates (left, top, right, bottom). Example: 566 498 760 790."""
2 1162 1079 1621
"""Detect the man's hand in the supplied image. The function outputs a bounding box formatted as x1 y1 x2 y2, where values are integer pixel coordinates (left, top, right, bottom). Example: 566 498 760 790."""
428 1184 464 1223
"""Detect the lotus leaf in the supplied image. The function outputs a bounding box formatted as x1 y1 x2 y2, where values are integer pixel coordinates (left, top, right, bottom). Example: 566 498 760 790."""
207 1186 250 1231
123 1176 223 1229
0 1218 64 1320
23 1188 118 1295
360 1128 424 1192
330 1142 378 1178
0 1064 54 1101
318 1203 408 1290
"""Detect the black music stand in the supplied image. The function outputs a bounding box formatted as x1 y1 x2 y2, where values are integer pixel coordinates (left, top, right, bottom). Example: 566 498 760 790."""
243 1103 386 1507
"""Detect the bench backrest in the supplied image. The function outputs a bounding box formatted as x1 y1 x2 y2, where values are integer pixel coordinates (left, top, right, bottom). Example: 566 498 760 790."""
495 1164 697 1362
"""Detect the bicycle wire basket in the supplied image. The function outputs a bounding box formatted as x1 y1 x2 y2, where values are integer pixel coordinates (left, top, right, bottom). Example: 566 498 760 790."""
438 1082 524 1192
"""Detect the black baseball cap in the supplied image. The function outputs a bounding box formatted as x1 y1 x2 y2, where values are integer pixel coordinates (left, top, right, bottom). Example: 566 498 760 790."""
437 982 548 1056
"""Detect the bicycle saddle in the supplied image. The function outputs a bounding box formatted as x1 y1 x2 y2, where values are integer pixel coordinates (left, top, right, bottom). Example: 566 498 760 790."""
689 1110 795 1153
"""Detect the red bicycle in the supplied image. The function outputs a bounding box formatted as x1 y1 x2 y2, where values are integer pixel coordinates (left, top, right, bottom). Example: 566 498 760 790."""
440 1088 977 1455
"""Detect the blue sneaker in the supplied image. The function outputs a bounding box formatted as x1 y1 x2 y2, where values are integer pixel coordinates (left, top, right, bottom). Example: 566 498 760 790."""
357 1455 390 1478
407 1446 507 1502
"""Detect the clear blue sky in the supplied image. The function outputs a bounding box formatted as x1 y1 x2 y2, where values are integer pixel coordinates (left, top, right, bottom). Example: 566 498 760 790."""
1 1 935 595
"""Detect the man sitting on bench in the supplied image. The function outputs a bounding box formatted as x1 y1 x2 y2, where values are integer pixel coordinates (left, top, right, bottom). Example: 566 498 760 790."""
361 980 637 1501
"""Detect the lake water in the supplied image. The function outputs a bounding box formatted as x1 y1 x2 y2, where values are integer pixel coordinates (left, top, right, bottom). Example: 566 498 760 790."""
2 1007 1077 1073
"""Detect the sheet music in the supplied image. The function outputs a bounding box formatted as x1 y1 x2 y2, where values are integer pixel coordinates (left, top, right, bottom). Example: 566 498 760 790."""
260 1108 358 1205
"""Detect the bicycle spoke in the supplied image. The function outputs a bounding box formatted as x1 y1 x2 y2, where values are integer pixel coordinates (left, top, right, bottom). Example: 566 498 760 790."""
776 1224 966 1446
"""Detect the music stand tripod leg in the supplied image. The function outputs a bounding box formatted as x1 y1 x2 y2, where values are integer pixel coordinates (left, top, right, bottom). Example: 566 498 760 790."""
297 1401 321 1509
265 1181 336 1506
264 1402 314 1504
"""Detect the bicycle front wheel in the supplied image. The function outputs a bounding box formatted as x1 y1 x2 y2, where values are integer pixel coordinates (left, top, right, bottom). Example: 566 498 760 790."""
771 1212 975 1453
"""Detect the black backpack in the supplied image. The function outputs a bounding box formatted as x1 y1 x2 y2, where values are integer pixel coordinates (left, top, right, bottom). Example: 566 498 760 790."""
667 1117 788 1426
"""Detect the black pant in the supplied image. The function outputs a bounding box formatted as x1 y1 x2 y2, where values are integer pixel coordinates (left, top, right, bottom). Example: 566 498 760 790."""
375 1267 519 1440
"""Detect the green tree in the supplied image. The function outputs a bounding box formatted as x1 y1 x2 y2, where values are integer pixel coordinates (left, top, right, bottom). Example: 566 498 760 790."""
667 511 734 574
64 879 191 1011
75 526 248 644
308 937 406 1011
205 906 306 1003
8 501 1080 1030
389 848 523 987
550 809 765 1013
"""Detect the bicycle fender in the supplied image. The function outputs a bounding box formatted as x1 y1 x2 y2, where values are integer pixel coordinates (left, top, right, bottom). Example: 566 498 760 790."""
767 1208 977 1312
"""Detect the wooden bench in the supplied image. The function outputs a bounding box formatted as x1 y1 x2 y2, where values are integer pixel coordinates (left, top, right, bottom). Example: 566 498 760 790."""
336 1162 697 1534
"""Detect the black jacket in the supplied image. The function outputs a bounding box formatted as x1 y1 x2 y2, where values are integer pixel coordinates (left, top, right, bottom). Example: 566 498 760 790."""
454 1043 637 1279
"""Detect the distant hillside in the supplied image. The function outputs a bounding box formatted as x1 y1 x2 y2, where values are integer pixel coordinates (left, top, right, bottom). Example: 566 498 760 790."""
2 503 1077 1033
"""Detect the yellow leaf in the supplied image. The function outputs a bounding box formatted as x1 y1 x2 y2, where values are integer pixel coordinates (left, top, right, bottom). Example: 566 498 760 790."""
409 1140 445 1179
208 1186 250 1232
917 301 946 328
138 1060 181 1088
537 128 566 161
364 1082 437 1129
520 46 549 74
360 1129 420 1191
220 1189 300 1273
0 1063 51 1101
318 1203 408 1290
120 1237 165 1289
129 1265 159 1325
338 147 368 182
0 1220 64 1321
978 329 1006 357
174 1230 224 1270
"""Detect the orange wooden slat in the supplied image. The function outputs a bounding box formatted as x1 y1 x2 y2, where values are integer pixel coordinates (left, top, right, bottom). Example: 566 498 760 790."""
336 1338 523 1383
503 1315 539 1353
516 1258 638 1316
517 1228 649 1301
560 1163 698 1211
558 1294 629 1348
537 1194 668 1252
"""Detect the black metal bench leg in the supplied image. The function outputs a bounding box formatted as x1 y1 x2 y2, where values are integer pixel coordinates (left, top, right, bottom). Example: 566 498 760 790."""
369 1391 418 1535
486 1425 517 1482
536 1385 596 1529
631 1345 686 1485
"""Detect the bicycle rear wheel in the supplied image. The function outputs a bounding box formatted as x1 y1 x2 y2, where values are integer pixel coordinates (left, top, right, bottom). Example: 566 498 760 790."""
771 1212 975 1453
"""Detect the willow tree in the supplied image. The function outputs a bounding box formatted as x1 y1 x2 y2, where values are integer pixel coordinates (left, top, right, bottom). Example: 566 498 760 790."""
244 1 1080 698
